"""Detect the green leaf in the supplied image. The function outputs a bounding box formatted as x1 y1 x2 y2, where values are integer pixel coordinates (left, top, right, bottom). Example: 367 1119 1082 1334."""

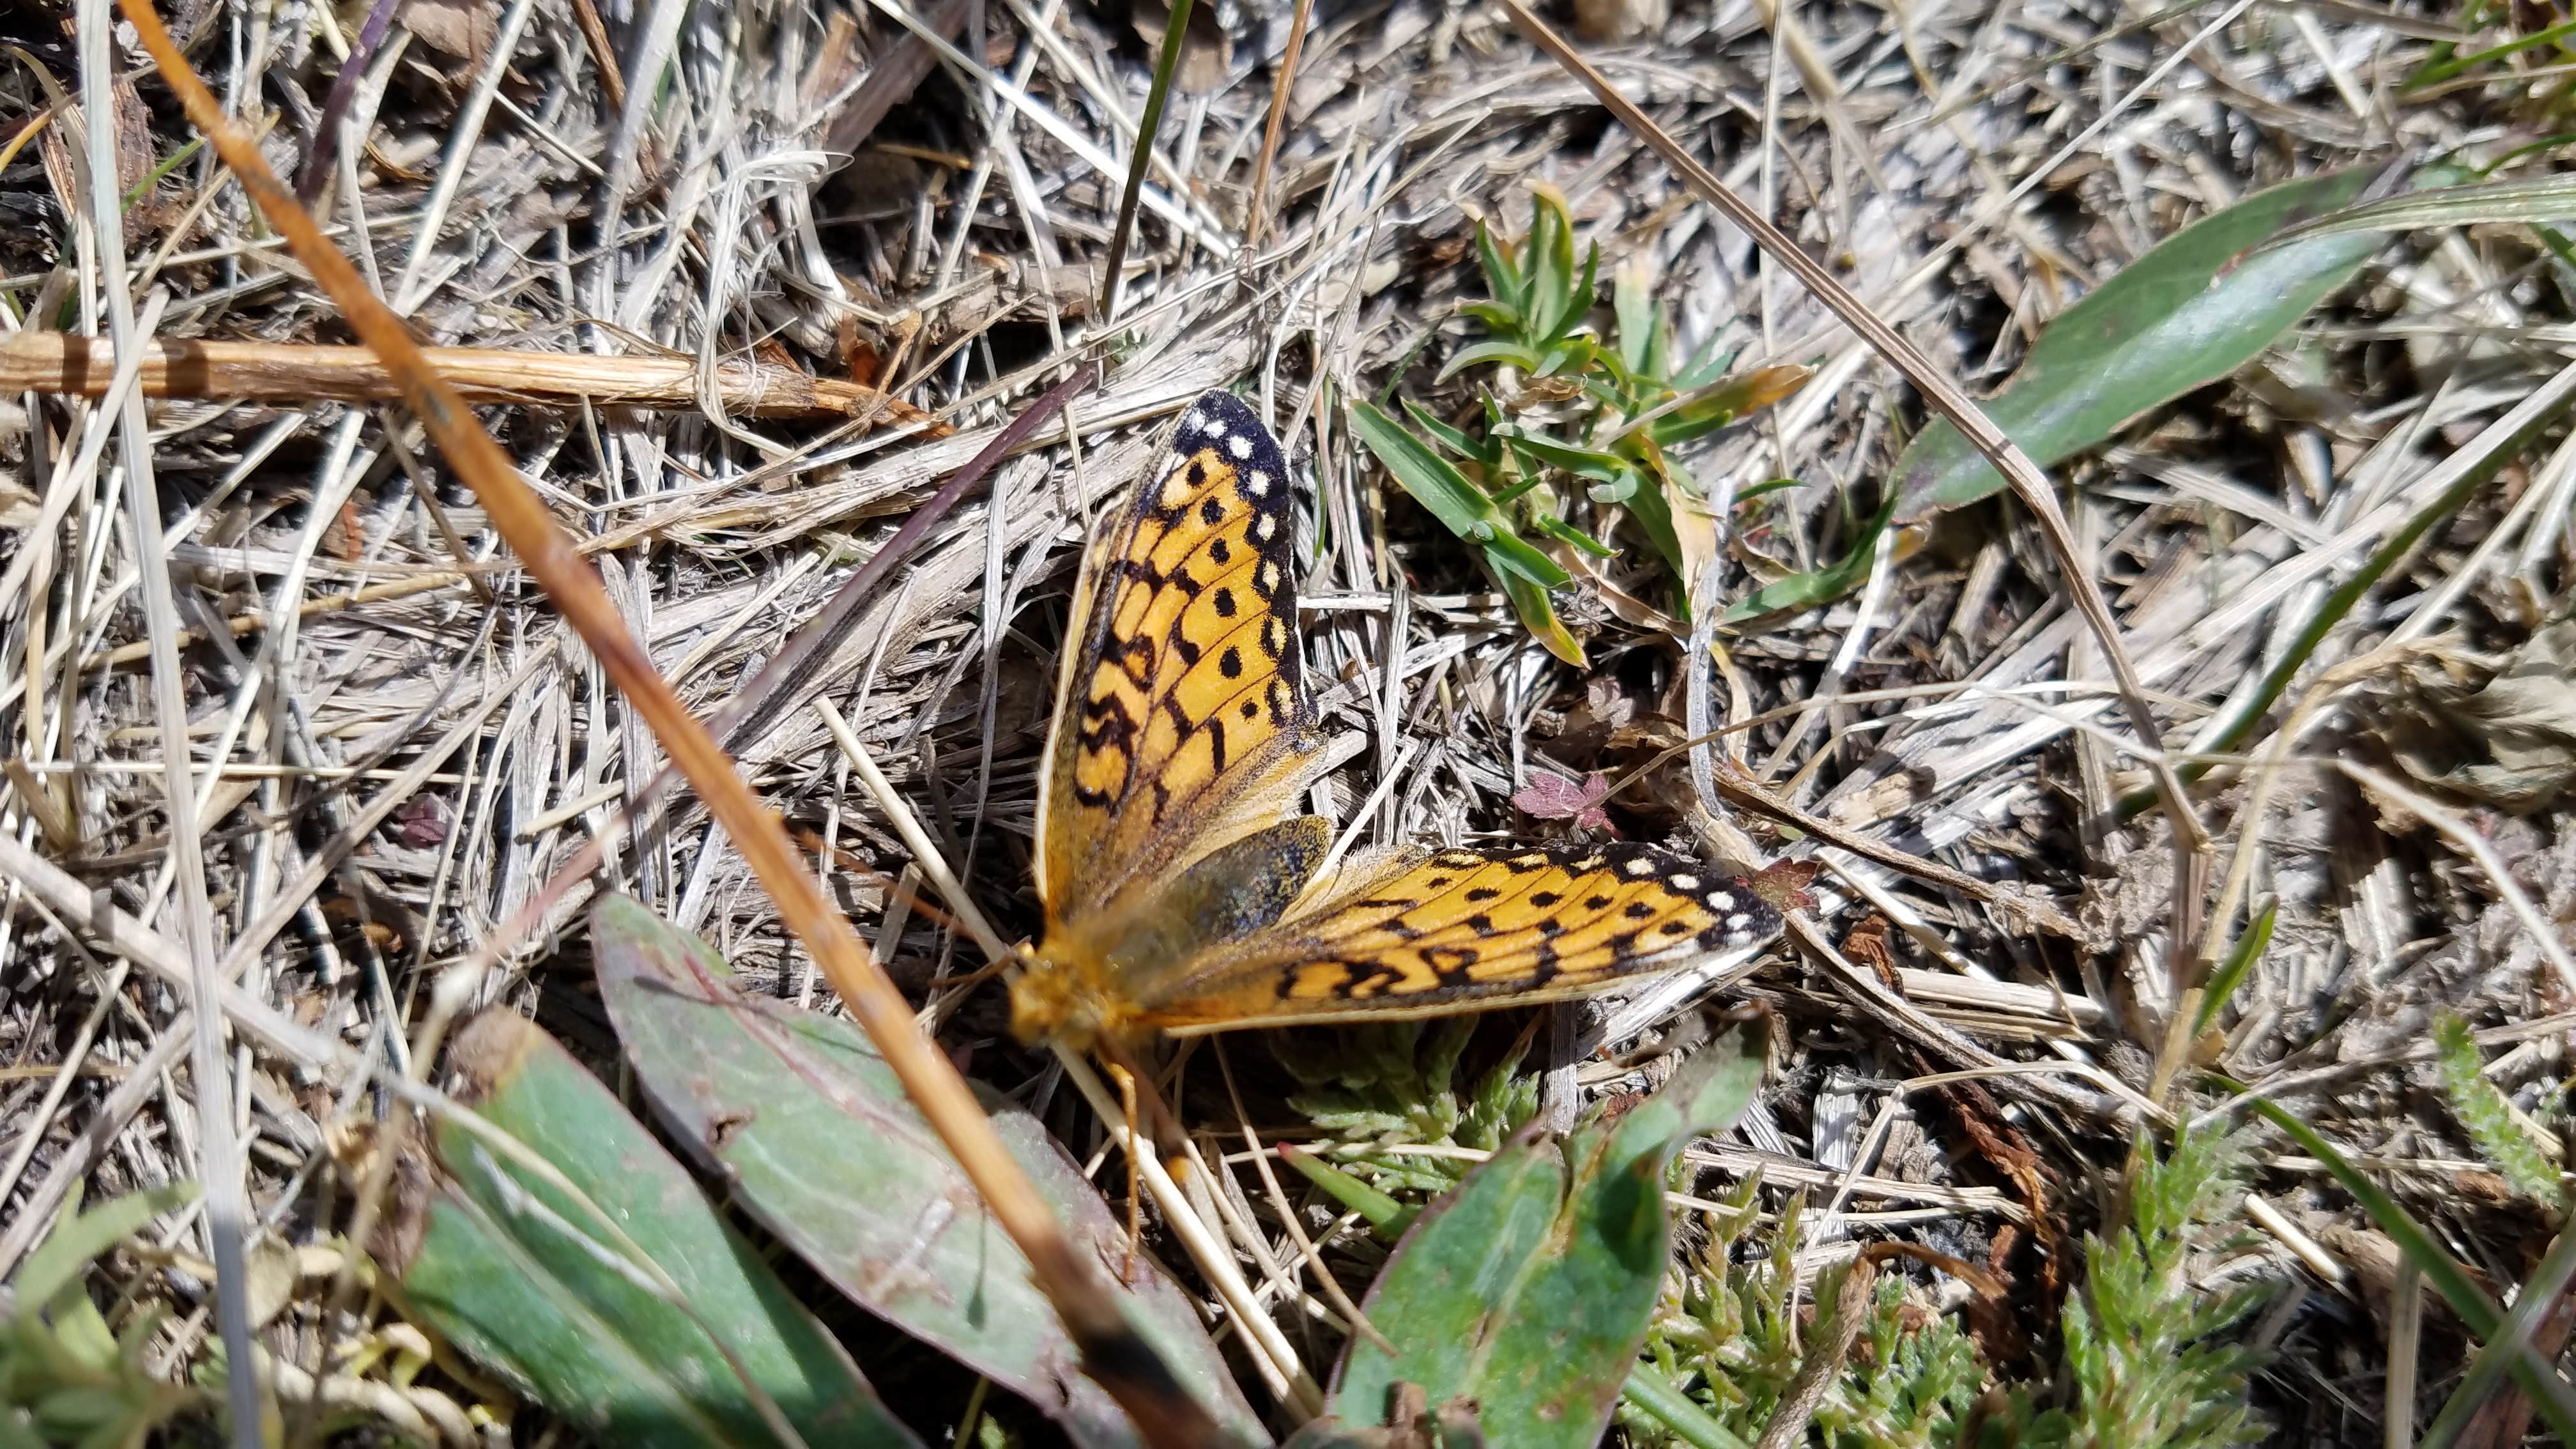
1351 401 1568 592
1526 187 1578 345
1724 488 1898 622
1544 241 1601 348
2405 15 2576 88
1613 263 1665 381
1506 431 1630 483
1459 301 1525 334
1890 167 2388 521
2259 173 2576 247
1475 219 1526 323
2191 901 2274 1036
1436 340 1547 382
15 1183 199 1313
1644 365 1814 448
1280 1145 1417 1238
2432 1011 2563 1206
1498 569 1585 666
2231 1089 2576 1446
387 1009 923 1449
588 896 1263 1449
1331 1022 1765 1448
1402 398 1499 470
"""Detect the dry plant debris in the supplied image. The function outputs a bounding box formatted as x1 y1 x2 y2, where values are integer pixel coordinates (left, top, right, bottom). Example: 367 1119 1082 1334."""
3 0 2575 1440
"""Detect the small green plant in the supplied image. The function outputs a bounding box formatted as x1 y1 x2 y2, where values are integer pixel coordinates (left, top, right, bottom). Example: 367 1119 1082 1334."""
1276 1020 1537 1195
2432 1009 2565 1211
1629 1188 1983 1448
1 1182 206 1449
1353 187 1809 662
2007 1126 2269 1449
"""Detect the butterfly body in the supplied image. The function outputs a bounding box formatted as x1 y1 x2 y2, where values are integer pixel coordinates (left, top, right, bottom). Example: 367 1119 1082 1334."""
1013 390 1780 1055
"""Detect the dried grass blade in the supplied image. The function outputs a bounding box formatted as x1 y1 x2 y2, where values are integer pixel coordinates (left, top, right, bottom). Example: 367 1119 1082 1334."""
0 332 951 428
108 6 1216 1439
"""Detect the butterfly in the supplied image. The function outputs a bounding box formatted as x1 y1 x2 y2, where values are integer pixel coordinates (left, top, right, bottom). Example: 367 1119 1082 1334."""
1010 389 1782 1054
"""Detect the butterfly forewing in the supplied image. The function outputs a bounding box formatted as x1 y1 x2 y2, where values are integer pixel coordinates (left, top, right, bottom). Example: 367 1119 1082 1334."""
1037 392 1321 927
1134 841 1782 1034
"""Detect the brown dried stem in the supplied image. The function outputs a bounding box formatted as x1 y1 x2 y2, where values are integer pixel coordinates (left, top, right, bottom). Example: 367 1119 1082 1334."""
0 331 951 427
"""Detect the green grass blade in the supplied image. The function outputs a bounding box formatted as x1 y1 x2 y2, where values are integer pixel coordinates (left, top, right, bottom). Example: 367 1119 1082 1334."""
2191 901 2274 1036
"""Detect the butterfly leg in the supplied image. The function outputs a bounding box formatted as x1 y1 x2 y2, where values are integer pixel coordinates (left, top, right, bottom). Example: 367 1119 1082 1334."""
1105 1060 1144 1280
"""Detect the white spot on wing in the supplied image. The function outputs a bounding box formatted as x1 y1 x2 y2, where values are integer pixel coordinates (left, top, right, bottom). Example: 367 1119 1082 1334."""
1229 435 1253 459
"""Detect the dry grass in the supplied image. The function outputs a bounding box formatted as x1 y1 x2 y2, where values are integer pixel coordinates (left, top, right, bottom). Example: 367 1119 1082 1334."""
2 0 2572 1440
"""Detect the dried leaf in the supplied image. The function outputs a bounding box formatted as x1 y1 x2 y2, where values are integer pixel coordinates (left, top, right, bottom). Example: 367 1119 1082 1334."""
2382 621 2576 811
402 0 496 62
1512 769 1614 832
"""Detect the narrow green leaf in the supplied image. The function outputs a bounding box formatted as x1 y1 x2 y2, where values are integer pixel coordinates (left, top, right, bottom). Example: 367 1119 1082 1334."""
1279 1145 1418 1238
1645 365 1814 448
1544 241 1600 346
1506 431 1629 482
1475 219 1526 323
1604 456 1689 579
1620 1363 1752 1449
588 896 1265 1449
2192 901 2274 1036
1724 489 1897 622
1351 401 1568 592
2230 1089 2576 1446
390 1009 921 1449
2405 15 2576 88
1402 397 1498 469
1499 569 1585 665
2422 1225 2576 1449
1613 264 1658 379
1331 1022 1765 1448
1436 339 1547 382
1891 167 2388 521
2432 1012 2562 1206
1459 301 1525 334
1527 188 1577 342
2262 174 2576 247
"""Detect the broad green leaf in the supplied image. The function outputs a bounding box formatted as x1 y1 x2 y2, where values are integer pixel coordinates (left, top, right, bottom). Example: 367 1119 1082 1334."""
387 1009 921 1449
1890 167 2388 521
589 897 1263 1449
1351 401 1568 590
1331 1022 1765 1448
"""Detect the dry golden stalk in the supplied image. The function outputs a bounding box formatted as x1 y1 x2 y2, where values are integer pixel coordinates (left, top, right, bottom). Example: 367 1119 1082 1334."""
0 331 951 431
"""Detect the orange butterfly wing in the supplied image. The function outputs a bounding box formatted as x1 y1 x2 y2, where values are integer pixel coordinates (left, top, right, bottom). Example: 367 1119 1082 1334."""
1131 841 1782 1034
1034 391 1325 934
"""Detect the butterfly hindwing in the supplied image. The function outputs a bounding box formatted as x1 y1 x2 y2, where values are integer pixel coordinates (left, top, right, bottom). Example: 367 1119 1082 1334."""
1134 841 1782 1034
1037 391 1320 928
